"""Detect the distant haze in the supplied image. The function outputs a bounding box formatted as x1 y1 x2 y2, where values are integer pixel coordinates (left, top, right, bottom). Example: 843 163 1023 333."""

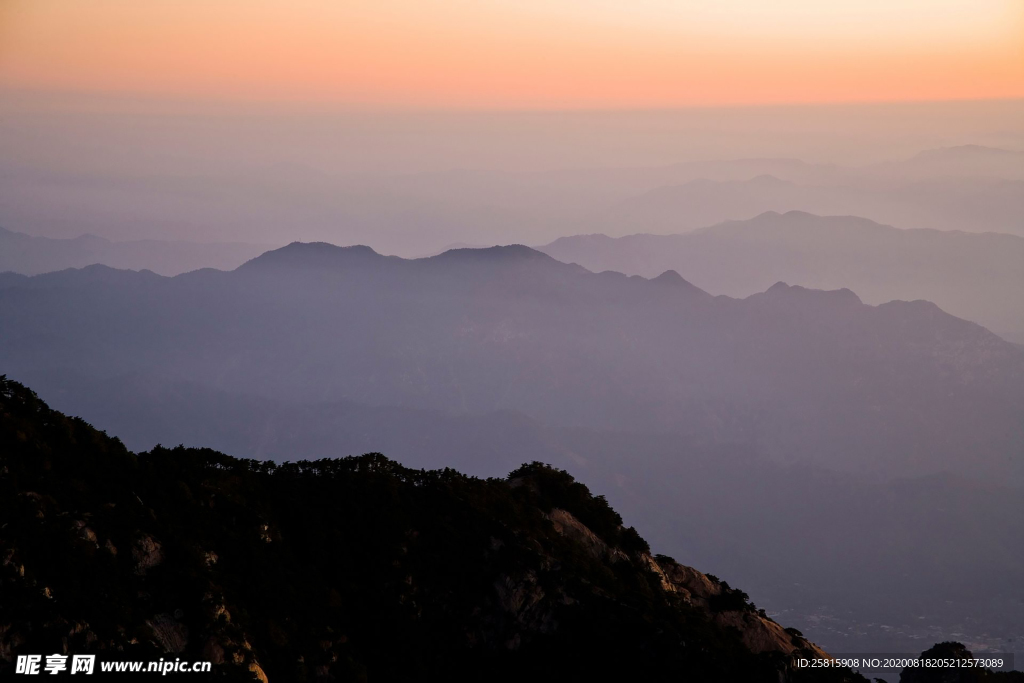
1 92 1022 255
0 227 268 277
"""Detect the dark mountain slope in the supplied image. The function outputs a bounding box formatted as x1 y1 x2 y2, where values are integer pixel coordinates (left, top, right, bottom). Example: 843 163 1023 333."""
10 371 1023 660
236 242 395 272
0 376 859 682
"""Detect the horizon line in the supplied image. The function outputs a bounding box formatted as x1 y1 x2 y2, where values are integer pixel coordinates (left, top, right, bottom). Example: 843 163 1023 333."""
4 86 1024 115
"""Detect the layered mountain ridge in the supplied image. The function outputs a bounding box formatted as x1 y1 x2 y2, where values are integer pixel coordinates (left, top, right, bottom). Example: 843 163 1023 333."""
540 210 1024 342
1 241 1021 657
2 241 1020 481
0 226 267 277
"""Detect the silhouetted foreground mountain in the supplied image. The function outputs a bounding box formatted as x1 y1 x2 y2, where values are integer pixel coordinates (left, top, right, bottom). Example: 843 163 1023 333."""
0 226 268 276
20 371 1024 646
0 376 867 682
541 211 1024 342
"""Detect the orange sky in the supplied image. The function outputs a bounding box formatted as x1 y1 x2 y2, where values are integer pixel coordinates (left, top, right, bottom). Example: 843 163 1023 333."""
1 0 1022 108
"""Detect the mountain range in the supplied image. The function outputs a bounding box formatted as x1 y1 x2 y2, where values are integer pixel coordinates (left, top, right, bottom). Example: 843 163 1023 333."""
553 146 1024 239
2 145 1020 256
394 145 1024 241
0 226 268 276
2 241 1021 482
1 242 1021 656
540 210 1024 343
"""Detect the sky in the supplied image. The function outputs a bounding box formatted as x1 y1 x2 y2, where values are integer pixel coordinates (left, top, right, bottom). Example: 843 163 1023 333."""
1 0 1022 108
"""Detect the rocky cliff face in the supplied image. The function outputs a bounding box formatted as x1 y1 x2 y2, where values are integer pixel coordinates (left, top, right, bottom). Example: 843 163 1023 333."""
0 375 864 682
544 505 828 659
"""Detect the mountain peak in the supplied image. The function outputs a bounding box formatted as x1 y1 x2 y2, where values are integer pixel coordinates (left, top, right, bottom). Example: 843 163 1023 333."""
745 210 821 225
427 244 589 276
912 144 1021 161
71 233 112 246
761 281 862 306
544 233 615 248
431 244 554 263
650 269 709 295
238 242 385 271
714 211 891 235
652 269 686 284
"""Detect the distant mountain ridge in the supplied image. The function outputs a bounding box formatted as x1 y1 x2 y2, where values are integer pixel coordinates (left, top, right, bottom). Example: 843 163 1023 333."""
0 225 269 276
1 241 1021 658
540 211 1024 342
1 241 1019 482
577 173 1024 238
897 144 1024 178
3 142 1021 256
238 242 394 272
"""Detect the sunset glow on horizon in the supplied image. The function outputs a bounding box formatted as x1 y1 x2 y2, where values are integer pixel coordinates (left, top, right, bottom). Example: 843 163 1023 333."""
1 0 1022 108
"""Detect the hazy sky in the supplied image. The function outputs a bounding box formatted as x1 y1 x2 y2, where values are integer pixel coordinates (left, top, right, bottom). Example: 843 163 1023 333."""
1 0 1022 107
1 1 1023 252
